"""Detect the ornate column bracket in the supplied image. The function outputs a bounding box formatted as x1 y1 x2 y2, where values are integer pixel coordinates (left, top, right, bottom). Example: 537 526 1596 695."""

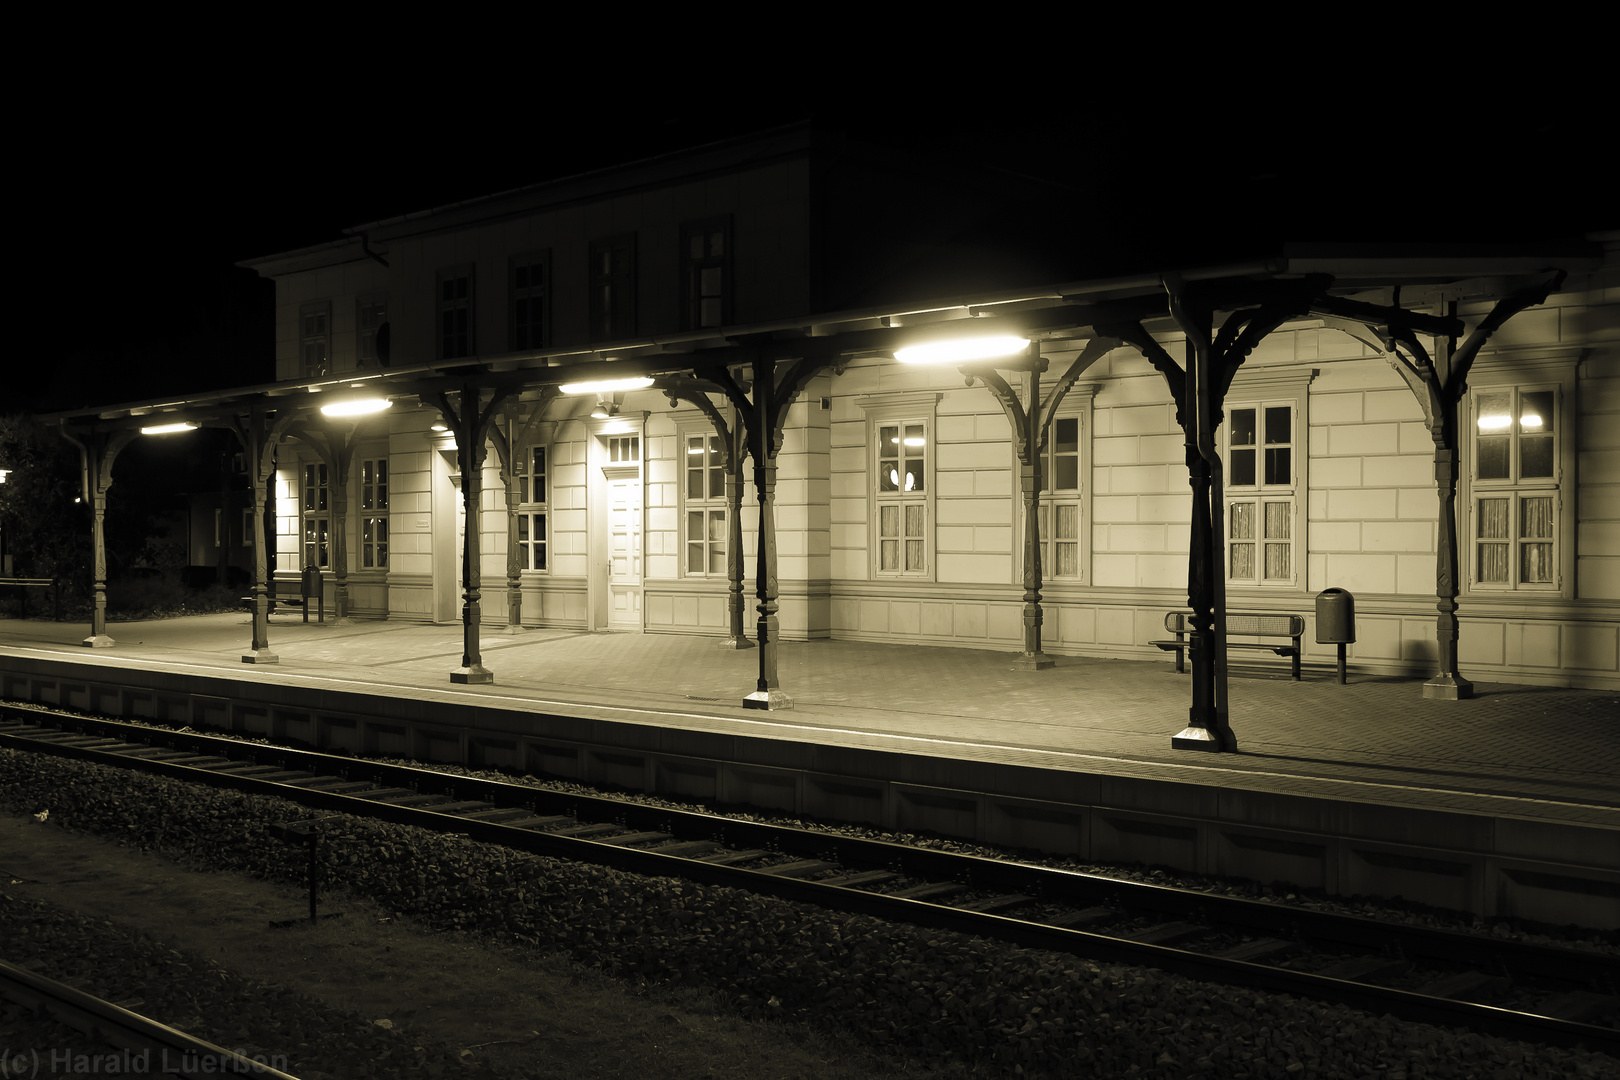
701 341 845 710
487 389 556 637
228 406 300 664
59 426 138 648
660 377 755 650
424 381 518 684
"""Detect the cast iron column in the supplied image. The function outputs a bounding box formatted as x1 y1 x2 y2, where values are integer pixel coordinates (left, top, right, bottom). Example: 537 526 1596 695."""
452 387 493 684
722 404 754 650
743 356 788 709
61 428 135 649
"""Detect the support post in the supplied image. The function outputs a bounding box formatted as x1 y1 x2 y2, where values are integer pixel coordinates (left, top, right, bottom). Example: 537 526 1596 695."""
1425 440 1473 699
61 428 136 649
722 404 754 650
452 388 492 684
233 407 291 664
1013 359 1053 670
743 355 789 709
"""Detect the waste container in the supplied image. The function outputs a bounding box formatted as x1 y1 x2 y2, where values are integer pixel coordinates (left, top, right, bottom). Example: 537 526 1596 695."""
1315 588 1354 683
300 565 324 623
1315 588 1355 643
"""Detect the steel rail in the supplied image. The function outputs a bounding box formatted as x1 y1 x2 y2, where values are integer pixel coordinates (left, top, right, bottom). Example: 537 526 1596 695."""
2 707 1616 1055
0 958 302 1079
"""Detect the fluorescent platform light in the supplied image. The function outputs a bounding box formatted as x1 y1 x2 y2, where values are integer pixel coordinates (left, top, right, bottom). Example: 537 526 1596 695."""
140 422 198 435
320 398 392 417
558 377 654 395
894 335 1029 365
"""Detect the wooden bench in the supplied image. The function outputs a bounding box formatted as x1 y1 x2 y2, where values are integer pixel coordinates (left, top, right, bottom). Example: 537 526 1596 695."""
1151 611 1304 680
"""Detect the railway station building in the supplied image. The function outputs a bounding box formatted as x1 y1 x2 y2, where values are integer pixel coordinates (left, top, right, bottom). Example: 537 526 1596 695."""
50 125 1620 719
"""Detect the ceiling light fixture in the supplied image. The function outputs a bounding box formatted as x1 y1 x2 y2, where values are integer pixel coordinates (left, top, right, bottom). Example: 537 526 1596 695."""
140 422 198 435
320 397 392 418
558 376 653 395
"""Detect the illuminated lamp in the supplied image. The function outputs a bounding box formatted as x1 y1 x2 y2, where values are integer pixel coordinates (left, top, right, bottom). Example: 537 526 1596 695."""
558 376 654 395
140 422 198 435
319 397 392 418
894 334 1030 365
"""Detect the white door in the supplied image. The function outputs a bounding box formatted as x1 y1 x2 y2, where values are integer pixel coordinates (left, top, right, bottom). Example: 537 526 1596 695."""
605 467 642 629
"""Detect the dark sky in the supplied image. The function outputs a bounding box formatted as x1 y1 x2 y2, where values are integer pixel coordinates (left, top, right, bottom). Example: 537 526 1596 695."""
19 77 1610 417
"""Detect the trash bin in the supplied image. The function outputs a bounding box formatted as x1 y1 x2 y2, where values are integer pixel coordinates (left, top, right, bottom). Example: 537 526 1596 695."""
300 565 324 623
1315 588 1354 684
1315 588 1355 643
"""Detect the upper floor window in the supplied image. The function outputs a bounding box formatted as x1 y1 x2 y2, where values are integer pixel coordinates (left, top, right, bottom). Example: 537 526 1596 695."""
359 457 388 569
357 296 388 368
589 235 637 340
681 217 731 330
1224 402 1296 586
300 302 330 379
518 445 547 571
1470 384 1561 590
510 252 550 351
437 266 474 359
684 432 726 576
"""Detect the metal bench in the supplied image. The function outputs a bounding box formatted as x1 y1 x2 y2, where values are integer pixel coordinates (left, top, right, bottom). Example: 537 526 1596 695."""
0 577 59 620
1151 611 1304 680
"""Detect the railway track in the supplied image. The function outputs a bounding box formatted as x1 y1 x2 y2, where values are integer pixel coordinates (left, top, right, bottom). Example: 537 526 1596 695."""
0 957 300 1079
2 702 1616 1056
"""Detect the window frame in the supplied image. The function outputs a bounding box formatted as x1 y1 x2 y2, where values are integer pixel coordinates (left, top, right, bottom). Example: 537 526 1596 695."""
517 443 549 574
677 418 729 578
858 393 940 581
588 234 637 341
680 216 732 331
1220 369 1313 592
301 461 330 569
1029 388 1096 586
509 251 550 352
356 294 388 369
358 456 389 570
436 265 475 360
1462 357 1575 596
300 301 331 379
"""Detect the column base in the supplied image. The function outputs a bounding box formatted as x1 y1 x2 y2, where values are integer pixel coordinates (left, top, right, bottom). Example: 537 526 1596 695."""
717 636 757 650
1011 651 1055 670
82 634 116 649
1171 725 1225 752
742 688 792 710
1422 673 1474 700
501 624 528 636
242 649 280 664
451 665 495 684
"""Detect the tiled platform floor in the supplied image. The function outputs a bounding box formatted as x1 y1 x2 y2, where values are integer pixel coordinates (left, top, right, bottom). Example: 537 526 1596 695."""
2 613 1615 832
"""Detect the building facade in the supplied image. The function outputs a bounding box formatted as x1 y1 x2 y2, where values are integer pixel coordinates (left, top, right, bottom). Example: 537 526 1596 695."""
230 129 1618 692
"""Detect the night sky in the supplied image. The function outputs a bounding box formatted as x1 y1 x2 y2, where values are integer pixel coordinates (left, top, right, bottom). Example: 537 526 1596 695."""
20 80 1610 419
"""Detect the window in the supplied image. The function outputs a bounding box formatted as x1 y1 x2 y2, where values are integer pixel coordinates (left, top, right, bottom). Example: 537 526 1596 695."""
589 235 636 340
607 435 639 463
302 463 329 568
680 217 731 330
859 393 939 580
359 458 388 569
683 432 726 575
300 302 330 378
357 296 388 368
437 266 474 359
877 421 929 575
1224 402 1296 586
1470 385 1560 590
510 252 549 351
518 446 547 571
1040 415 1085 580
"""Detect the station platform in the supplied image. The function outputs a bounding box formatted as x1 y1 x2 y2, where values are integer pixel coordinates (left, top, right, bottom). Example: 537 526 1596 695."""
2 612 1617 926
